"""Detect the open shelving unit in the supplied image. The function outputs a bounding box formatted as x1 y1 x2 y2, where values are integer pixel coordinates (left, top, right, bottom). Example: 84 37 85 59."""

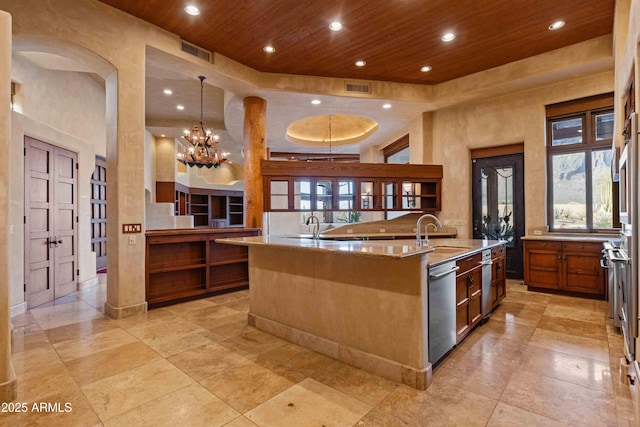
156 182 244 228
145 228 259 307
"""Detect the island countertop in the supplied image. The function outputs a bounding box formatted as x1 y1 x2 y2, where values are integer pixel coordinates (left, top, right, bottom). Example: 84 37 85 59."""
217 235 504 264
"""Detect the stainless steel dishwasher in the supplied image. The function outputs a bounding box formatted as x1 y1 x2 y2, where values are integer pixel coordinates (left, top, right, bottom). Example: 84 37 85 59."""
428 261 460 364
481 250 493 321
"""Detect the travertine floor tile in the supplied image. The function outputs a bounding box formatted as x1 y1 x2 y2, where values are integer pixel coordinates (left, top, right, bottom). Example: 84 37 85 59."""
53 328 138 361
103 383 239 427
201 359 302 413
245 378 371 427
375 382 497 426
43 317 118 344
167 342 252 381
311 360 398 406
257 343 333 377
9 281 636 426
502 369 617 427
81 359 194 421
520 345 613 392
536 314 608 341
529 328 610 362
486 402 566 426
220 328 288 357
142 328 215 357
544 303 608 324
65 341 161 385
222 415 258 427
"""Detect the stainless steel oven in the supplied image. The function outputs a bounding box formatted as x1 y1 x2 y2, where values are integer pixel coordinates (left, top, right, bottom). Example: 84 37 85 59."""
602 240 623 330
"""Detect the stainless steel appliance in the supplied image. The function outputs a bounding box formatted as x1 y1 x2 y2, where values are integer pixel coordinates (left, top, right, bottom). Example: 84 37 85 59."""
619 111 638 363
480 249 493 321
428 261 459 364
602 240 623 330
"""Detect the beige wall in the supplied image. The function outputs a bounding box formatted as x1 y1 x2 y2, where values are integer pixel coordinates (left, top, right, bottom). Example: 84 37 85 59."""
9 57 107 309
433 71 614 238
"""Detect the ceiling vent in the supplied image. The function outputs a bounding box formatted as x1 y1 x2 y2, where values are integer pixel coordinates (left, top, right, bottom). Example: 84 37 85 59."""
345 82 371 94
181 40 212 63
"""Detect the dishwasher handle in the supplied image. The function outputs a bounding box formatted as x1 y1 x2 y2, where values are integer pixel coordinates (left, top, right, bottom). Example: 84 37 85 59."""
429 266 460 280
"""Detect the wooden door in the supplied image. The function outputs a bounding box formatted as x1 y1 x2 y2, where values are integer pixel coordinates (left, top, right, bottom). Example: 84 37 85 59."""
91 158 107 271
24 137 78 308
472 153 525 279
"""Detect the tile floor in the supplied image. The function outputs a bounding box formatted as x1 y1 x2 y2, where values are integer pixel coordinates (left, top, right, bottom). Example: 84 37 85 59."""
4 280 638 426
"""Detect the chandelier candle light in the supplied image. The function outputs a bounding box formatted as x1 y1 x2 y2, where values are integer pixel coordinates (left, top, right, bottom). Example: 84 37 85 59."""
177 76 227 168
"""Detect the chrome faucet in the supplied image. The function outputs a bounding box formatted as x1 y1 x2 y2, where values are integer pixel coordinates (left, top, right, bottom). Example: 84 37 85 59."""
306 215 320 240
415 213 443 246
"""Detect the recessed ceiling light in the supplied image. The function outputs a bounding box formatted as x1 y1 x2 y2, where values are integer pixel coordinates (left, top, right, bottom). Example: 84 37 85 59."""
548 20 565 30
441 32 456 42
311 99 321 105
160 134 166 137
183 129 190 135
383 104 392 109
163 89 173 95
355 60 366 67
420 66 432 72
176 105 185 110
263 45 276 53
329 22 343 31
184 5 200 16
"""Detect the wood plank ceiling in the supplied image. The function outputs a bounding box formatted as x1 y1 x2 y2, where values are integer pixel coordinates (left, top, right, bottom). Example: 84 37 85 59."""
97 0 614 85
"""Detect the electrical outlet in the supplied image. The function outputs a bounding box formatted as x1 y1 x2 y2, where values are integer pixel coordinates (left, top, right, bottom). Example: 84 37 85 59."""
533 230 542 235
379 228 386 233
129 235 136 245
346 229 353 234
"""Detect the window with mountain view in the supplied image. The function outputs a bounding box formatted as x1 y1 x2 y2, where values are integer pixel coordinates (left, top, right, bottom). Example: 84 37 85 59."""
546 104 615 232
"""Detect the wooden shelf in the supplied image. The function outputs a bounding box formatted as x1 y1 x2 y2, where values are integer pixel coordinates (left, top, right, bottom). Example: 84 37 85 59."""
145 228 260 307
156 182 244 228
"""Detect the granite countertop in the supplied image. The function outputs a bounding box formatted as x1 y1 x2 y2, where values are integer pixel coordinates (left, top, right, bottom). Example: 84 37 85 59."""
522 234 618 242
217 235 504 262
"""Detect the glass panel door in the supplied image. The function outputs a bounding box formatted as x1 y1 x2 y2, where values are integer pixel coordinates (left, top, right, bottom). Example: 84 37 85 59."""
360 181 375 210
472 153 524 279
269 180 289 210
316 179 333 210
382 181 397 209
294 179 312 210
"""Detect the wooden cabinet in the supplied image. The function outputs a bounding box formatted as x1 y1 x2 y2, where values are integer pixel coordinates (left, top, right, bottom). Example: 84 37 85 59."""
262 160 442 213
491 245 506 309
455 252 483 342
145 228 259 307
524 239 605 298
156 182 244 228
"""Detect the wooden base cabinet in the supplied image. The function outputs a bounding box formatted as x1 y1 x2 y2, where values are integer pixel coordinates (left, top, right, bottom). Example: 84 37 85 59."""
491 245 507 309
524 239 605 298
146 228 259 307
456 252 483 342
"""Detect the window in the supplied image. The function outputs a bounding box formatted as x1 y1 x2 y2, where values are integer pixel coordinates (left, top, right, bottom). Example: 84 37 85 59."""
546 100 615 232
383 134 409 164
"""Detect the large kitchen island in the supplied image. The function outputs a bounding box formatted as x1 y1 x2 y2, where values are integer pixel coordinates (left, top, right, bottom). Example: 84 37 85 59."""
217 236 505 390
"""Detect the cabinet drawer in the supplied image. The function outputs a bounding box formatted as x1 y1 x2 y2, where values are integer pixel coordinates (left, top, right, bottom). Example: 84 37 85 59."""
491 245 505 258
456 252 482 274
525 240 562 251
562 241 603 253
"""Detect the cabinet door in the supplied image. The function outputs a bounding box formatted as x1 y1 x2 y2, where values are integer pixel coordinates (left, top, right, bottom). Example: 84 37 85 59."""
455 273 471 342
563 251 604 295
492 254 506 308
468 268 483 328
524 241 562 289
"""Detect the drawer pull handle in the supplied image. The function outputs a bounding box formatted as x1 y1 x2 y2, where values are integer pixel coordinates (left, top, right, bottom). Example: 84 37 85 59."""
541 243 546 248
578 244 584 249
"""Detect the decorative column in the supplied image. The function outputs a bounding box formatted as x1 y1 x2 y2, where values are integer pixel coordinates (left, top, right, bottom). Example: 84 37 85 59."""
103 59 147 319
0 10 17 402
243 96 267 230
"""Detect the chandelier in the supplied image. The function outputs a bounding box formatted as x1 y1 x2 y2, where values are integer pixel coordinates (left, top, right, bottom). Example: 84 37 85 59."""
176 76 227 169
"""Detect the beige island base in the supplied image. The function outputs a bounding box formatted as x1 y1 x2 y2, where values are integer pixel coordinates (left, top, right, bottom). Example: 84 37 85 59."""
217 236 503 390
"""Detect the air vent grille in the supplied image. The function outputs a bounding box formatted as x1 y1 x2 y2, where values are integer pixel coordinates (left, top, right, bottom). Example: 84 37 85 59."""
181 40 212 62
345 82 371 94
